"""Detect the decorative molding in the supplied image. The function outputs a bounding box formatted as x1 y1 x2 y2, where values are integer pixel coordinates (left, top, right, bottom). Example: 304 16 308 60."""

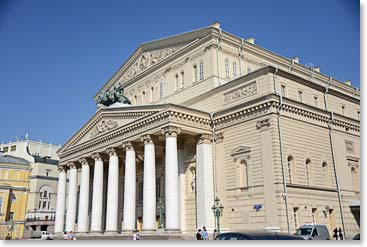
68 162 78 169
90 119 119 139
57 165 67 172
215 132 224 143
256 118 270 130
161 126 181 138
223 81 257 105
122 141 134 151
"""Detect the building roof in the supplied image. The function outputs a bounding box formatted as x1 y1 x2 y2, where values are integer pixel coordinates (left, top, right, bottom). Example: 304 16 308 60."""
0 155 30 166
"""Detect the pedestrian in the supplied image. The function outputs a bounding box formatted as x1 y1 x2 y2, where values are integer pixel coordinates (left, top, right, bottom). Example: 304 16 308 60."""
213 229 218 240
202 226 209 240
5 233 11 240
63 231 69 240
338 227 344 240
196 229 202 240
333 227 338 240
133 230 140 240
68 231 76 240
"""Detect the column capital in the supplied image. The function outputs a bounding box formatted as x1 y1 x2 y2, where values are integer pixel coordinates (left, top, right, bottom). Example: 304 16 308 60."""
106 147 117 156
122 141 135 151
57 164 67 172
215 132 224 143
92 152 102 161
161 126 181 138
67 162 79 169
140 134 154 145
197 134 212 145
78 157 89 166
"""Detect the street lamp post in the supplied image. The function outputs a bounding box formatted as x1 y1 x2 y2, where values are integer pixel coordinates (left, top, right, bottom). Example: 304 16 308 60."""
157 198 164 229
211 197 224 233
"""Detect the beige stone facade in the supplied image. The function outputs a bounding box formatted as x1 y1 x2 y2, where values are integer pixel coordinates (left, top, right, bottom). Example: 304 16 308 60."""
56 23 360 238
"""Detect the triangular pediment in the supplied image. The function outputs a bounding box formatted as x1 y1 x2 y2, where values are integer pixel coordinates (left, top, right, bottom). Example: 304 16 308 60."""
59 105 165 153
95 26 215 98
231 146 251 157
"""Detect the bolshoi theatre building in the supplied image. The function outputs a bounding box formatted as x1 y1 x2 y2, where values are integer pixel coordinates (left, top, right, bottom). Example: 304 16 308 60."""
54 23 360 238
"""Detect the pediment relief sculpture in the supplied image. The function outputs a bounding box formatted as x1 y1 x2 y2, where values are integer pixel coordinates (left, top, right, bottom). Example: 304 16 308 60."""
120 45 184 83
90 119 119 139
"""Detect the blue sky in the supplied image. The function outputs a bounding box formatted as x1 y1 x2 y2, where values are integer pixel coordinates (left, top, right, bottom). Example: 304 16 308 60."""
0 0 360 146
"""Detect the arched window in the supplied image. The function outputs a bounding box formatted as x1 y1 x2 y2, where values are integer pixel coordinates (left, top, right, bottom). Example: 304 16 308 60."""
225 59 230 79
150 87 154 103
175 74 179 91
305 159 311 186
239 160 249 187
39 186 52 210
287 156 294 183
159 80 164 99
351 167 359 191
233 62 237 79
142 91 146 104
322 162 329 187
199 60 204 80
134 95 138 105
181 71 185 89
193 64 198 83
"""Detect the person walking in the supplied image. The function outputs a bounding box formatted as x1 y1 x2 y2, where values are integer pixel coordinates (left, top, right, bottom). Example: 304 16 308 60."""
338 227 344 240
133 230 140 240
333 228 338 240
62 231 69 240
213 229 218 240
196 229 202 240
202 226 209 240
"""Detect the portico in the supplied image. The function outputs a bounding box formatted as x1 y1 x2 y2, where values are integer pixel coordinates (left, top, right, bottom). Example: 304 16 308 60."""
54 104 215 235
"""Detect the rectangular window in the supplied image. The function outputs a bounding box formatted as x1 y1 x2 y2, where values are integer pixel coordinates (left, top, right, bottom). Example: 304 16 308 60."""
281 85 286 97
293 207 299 229
159 81 164 99
181 72 185 89
8 212 14 221
199 61 204 80
312 208 317 223
10 145 16 151
225 59 230 79
314 96 318 108
3 147 8 152
298 91 303 103
233 62 237 79
193 65 198 82
175 75 179 91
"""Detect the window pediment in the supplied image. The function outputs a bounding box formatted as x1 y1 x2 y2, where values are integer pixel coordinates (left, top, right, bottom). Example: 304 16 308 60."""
231 146 251 160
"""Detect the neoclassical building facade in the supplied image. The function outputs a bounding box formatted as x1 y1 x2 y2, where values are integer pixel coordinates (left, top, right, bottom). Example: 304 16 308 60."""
55 23 360 238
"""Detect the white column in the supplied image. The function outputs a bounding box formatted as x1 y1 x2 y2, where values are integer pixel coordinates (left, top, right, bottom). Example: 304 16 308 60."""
54 165 67 233
90 153 104 232
141 134 156 231
196 134 215 230
178 141 186 232
162 127 181 231
77 158 90 233
123 142 136 232
105 147 119 232
65 162 78 232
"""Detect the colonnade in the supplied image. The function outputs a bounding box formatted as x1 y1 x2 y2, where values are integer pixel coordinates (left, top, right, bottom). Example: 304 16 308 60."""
54 126 210 234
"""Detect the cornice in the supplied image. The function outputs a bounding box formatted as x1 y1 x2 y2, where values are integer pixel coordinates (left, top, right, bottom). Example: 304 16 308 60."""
59 105 211 163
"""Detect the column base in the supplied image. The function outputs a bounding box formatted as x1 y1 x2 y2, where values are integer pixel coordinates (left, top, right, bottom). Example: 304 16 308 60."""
89 231 104 236
141 229 156 234
164 229 181 234
121 229 135 234
104 230 119 235
76 231 90 236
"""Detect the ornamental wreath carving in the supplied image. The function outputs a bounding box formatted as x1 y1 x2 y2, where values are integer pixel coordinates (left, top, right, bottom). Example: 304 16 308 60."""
90 119 119 139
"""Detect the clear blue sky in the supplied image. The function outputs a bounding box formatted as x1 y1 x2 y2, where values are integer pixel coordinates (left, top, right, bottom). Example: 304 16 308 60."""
0 0 360 146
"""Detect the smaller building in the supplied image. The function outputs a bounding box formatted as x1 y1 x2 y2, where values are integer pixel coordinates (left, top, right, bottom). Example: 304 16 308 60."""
0 153 31 240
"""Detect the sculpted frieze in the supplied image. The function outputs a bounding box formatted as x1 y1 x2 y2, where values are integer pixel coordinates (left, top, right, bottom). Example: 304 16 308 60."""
120 45 184 83
90 119 119 139
223 81 257 104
